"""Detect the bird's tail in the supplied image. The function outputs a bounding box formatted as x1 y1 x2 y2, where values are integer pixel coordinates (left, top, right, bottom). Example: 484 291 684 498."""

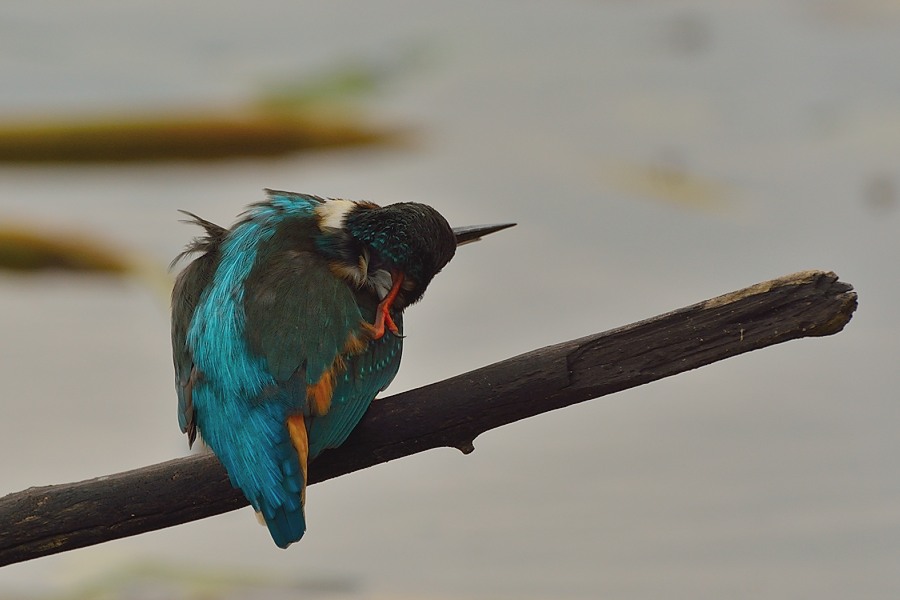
256 414 310 548
259 497 306 549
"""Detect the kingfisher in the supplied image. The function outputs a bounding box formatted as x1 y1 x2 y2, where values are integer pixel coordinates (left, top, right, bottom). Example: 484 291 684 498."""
171 189 512 548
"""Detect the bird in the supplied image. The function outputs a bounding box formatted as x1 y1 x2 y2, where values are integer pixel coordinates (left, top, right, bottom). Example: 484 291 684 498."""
170 189 513 548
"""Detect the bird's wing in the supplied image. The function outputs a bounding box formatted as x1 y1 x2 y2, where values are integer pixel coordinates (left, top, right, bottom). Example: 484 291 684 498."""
242 243 404 547
244 239 404 429
243 247 367 391
170 213 226 446
307 323 403 458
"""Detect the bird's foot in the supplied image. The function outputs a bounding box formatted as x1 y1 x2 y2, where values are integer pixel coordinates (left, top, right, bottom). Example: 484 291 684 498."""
370 271 404 340
371 305 401 340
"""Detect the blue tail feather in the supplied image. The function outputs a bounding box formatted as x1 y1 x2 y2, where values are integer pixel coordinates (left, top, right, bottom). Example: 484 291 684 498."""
262 497 306 548
203 408 308 548
255 436 307 547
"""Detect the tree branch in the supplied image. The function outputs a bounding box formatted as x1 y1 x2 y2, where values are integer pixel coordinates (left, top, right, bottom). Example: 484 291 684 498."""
0 270 857 567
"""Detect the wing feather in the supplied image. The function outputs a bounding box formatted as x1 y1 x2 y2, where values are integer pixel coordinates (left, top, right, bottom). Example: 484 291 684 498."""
171 215 225 444
307 321 403 458
244 247 365 392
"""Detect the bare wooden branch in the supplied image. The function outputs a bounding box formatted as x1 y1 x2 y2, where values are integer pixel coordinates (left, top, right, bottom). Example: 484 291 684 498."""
0 270 857 567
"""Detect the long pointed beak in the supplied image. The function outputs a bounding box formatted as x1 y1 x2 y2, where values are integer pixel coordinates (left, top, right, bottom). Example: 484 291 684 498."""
453 222 516 246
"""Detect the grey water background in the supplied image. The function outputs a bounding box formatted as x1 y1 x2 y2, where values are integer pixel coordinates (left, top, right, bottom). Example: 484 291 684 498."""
1 1 899 598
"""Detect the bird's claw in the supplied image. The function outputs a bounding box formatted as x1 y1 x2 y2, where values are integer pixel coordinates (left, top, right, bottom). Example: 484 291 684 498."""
370 270 404 340
371 305 402 340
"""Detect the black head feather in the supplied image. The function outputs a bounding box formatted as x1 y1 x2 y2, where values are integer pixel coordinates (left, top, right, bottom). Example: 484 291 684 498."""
345 202 456 306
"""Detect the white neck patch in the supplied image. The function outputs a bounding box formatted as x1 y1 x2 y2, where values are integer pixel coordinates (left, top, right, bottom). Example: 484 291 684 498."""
316 199 357 231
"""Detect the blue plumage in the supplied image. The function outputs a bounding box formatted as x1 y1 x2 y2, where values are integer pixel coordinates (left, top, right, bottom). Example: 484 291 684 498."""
171 190 457 547
185 195 318 544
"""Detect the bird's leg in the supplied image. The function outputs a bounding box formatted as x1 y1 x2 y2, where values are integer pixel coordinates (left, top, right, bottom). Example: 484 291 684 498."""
371 271 404 339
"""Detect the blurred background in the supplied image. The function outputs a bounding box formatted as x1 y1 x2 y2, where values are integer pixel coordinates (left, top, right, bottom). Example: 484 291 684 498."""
0 1 898 598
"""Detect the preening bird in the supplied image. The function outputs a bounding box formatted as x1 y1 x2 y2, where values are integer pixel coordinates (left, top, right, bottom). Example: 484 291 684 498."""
171 189 513 548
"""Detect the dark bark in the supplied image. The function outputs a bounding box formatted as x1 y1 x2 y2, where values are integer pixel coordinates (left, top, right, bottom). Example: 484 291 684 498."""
0 270 857 567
